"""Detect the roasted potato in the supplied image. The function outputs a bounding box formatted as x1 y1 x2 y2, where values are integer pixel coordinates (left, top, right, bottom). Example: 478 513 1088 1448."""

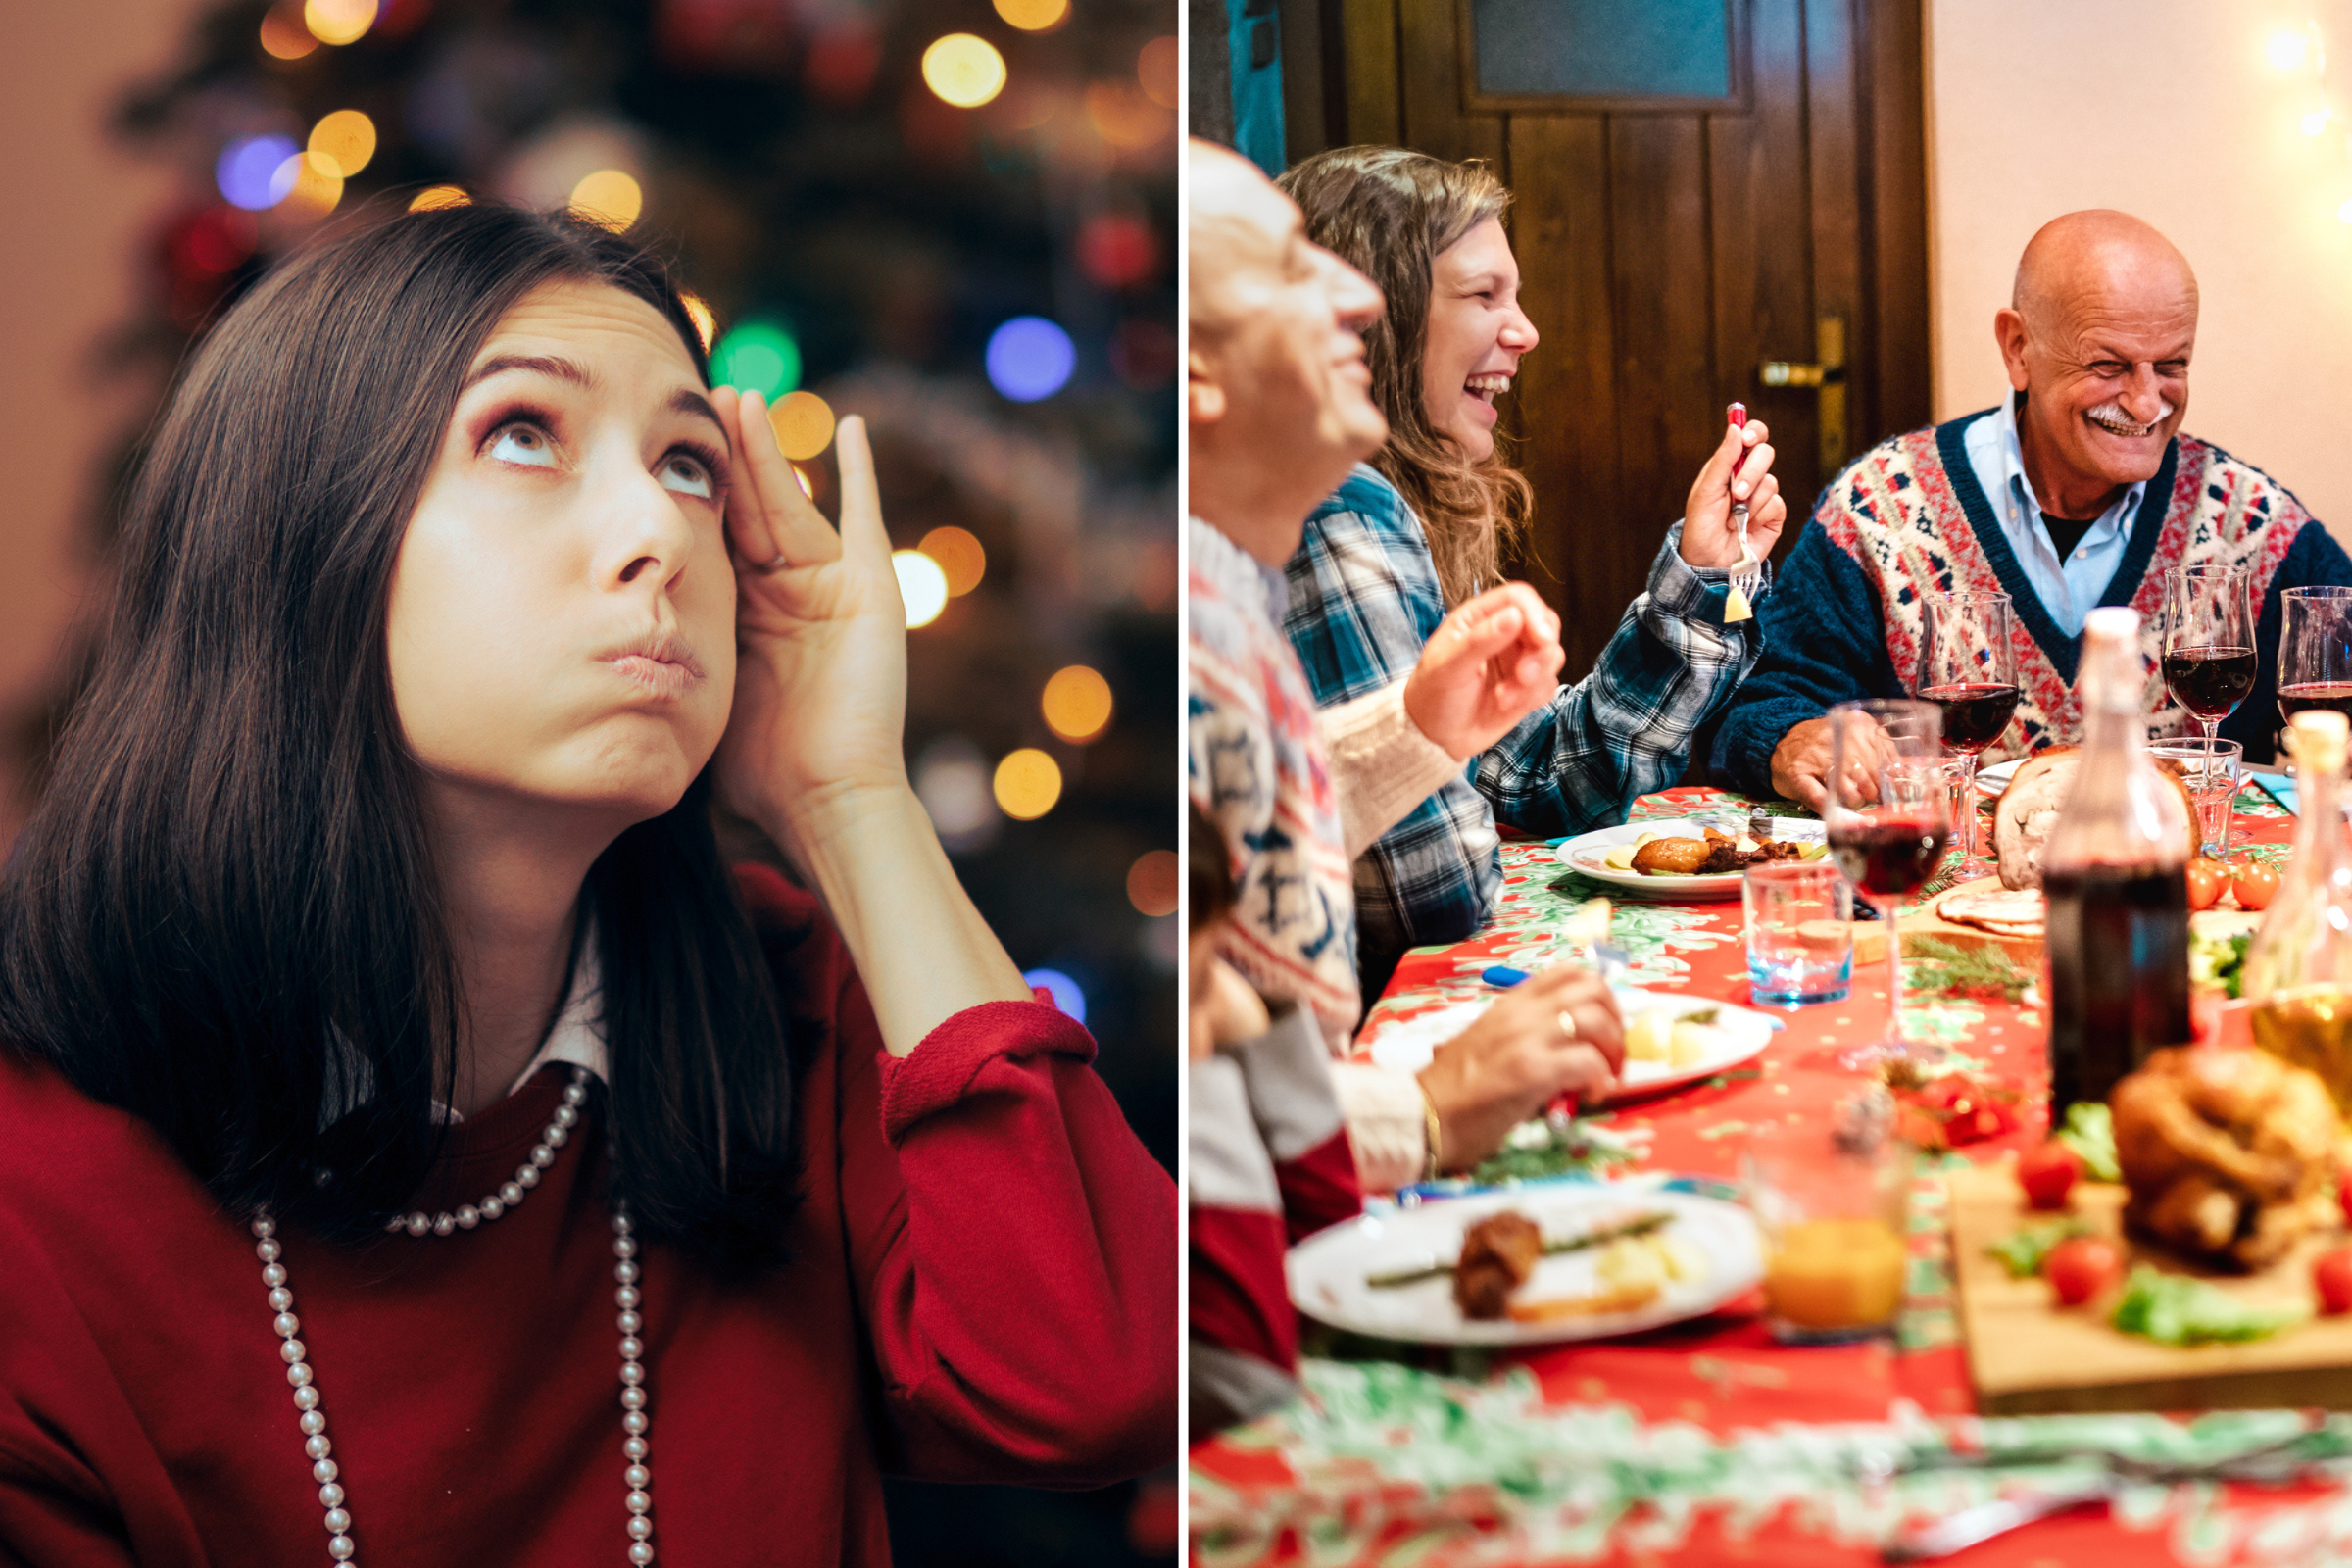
1631 836 1713 875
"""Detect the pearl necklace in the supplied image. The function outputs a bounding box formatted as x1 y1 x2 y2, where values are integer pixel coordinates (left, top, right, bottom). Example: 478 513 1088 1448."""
249 1068 656 1565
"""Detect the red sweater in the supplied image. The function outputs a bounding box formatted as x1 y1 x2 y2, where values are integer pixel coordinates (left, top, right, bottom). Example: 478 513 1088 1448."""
0 867 1177 1566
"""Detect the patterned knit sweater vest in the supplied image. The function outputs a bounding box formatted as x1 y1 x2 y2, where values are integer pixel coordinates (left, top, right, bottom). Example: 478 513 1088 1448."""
1824 414 2309 764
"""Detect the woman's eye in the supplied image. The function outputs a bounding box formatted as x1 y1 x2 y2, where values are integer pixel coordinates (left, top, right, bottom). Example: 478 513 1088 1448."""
488 424 557 467
660 455 713 499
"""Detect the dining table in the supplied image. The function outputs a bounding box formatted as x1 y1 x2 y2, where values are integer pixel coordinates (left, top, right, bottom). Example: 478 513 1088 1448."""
1185 781 2352 1568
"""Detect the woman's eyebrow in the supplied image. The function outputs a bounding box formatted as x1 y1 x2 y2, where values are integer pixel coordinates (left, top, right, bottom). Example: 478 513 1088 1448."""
670 388 727 447
462 354 727 447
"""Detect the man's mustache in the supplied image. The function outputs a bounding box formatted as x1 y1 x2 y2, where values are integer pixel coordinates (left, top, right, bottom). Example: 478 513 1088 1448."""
2085 399 2174 437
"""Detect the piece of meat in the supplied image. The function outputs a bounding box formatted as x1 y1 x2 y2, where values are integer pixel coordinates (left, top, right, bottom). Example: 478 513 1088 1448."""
1631 837 1712 875
1452 1211 1544 1320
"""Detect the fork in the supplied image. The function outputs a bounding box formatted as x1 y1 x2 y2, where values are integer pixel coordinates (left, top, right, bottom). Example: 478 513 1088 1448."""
1724 402 1762 622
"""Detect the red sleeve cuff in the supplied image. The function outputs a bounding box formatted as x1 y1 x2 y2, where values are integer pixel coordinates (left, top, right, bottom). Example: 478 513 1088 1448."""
876 995 1099 1142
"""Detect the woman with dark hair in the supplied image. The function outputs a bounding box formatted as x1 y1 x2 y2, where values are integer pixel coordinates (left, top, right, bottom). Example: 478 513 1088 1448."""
0 204 1174 1565
1269 147 1790 1191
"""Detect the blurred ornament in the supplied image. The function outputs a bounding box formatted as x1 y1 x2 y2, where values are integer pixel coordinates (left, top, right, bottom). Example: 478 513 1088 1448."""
304 0 376 47
994 0 1069 30
918 526 986 596
218 135 300 210
656 0 798 74
1022 967 1086 1023
308 109 376 177
409 184 469 211
1042 665 1113 743
769 391 835 460
916 736 1001 851
922 34 1008 108
1076 213 1156 288
1110 317 1177 389
1085 80 1170 149
805 21 880 106
894 551 951 628
259 7 319 60
986 317 1075 402
375 0 434 41
569 170 644 231
995 749 1062 819
710 318 801 398
166 206 258 279
1137 36 1179 108
1126 851 1178 917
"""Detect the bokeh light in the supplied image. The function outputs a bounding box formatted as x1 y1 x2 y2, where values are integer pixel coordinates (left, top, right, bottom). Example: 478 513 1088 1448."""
994 748 1063 819
922 34 1008 108
172 207 258 276
894 550 951 628
994 0 1069 30
569 170 644 231
679 292 717 350
1042 664 1113 742
409 184 469 211
2305 108 2332 136
218 135 300 210
308 110 376 177
769 391 836 460
709 318 802 398
1126 850 1179 917
986 316 1076 401
919 526 986 596
915 736 999 847
260 8 318 59
274 150 344 219
1085 80 1171 148
2270 29 2311 71
1138 36 1179 108
1077 213 1156 288
1022 967 1086 1023
304 0 376 46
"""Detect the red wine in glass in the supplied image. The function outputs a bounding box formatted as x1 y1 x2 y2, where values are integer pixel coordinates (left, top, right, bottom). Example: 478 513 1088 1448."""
1828 814 1953 899
2279 682 2352 723
1919 682 2021 755
2161 646 2256 722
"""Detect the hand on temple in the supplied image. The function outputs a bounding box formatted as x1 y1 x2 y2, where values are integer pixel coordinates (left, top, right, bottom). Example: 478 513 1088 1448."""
1402 582 1567 761
1681 417 1788 570
1416 965 1623 1173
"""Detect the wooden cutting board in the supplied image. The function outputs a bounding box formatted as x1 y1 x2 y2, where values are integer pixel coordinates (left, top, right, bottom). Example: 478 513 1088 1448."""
1947 1162 2352 1414
1847 876 2043 965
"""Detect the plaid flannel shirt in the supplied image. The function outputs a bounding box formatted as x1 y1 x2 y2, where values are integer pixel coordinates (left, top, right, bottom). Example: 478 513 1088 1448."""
1283 465 1768 995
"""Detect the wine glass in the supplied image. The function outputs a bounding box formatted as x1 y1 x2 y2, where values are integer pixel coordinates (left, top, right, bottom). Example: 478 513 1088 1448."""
2162 564 2255 750
2279 586 2352 735
1822 699 1951 1071
1916 591 2018 879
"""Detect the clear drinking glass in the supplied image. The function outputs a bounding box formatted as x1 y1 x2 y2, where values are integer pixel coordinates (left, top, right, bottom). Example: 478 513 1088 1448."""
1743 1122 1912 1345
2151 737 2243 859
1822 699 1951 1070
2162 564 2255 752
2278 586 2352 733
1916 591 2018 878
1744 859 1853 1005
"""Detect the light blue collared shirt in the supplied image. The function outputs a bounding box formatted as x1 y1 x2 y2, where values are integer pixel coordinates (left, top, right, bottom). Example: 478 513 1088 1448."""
1960 390 2147 638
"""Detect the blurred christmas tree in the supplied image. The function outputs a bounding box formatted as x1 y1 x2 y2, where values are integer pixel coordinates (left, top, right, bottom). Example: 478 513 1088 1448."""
77 0 1178 1558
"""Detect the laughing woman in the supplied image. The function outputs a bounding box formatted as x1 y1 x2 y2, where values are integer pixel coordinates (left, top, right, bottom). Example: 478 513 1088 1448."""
0 206 1174 1566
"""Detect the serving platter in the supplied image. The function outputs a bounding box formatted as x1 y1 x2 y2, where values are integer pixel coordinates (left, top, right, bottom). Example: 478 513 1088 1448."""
1360 988 1776 1105
1288 1185 1764 1346
1554 813 1827 901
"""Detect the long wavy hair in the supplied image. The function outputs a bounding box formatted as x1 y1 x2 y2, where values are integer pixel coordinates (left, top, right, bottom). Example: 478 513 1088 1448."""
0 204 801 1273
1279 147 1535 608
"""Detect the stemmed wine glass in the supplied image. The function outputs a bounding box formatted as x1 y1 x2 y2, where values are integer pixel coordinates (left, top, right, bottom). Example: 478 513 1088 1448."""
1916 591 2018 879
2279 586 2352 732
2162 564 2256 750
1822 699 1952 1071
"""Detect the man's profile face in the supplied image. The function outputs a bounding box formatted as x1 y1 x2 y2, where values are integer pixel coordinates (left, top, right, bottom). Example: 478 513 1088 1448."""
1190 147 1387 481
2000 249 2195 503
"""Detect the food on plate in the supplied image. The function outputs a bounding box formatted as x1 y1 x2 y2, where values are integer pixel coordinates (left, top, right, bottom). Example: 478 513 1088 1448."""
2044 1235 2124 1306
1984 1216 2094 1279
2110 1046 2341 1269
1503 1230 1705 1323
1623 1006 1731 1067
1452 1210 1544 1320
2110 1263 2305 1346
1504 1277 1661 1323
1629 835 1716 875
2186 858 2229 911
1365 1208 1671 1291
2053 1102 2121 1182
1601 821 1821 877
1991 748 2199 891
2190 912 2257 997
1936 887 2047 939
2230 857 2281 911
2317 1248 2352 1315
2016 1141 2082 1210
1762 1217 1907 1331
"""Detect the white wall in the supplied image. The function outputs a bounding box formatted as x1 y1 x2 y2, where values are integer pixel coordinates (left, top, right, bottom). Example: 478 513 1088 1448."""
1928 0 2352 540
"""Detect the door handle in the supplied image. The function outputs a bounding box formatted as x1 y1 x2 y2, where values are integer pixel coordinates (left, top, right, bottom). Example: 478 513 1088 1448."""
1758 316 1847 471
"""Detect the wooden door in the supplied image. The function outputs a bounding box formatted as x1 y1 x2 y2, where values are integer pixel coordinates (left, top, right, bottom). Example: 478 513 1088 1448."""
1317 0 1931 677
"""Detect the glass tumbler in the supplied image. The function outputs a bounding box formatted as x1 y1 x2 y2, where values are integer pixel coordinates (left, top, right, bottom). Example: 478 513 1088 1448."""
2150 737 2242 859
1742 1123 1913 1345
1743 859 1852 1005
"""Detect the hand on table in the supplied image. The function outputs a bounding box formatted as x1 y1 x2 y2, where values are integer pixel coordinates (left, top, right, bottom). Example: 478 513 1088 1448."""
1681 417 1787 570
1416 966 1623 1173
1770 711 1895 813
1402 582 1567 761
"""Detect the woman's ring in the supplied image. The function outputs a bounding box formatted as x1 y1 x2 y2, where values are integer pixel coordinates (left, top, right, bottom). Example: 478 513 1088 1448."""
1556 1008 1579 1041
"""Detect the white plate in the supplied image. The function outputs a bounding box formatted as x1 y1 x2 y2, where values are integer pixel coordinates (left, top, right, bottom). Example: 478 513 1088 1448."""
1976 758 2024 796
1362 988 1774 1105
1554 813 1828 900
1288 1186 1764 1345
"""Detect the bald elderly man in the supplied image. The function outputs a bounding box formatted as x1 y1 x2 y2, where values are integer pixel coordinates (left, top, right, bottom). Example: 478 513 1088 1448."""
1710 209 2352 804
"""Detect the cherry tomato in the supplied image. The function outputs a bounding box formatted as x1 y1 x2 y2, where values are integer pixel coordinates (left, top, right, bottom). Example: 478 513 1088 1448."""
2184 858 2228 911
2317 1249 2352 1315
2045 1236 2124 1306
2230 858 2281 911
2017 1141 2082 1210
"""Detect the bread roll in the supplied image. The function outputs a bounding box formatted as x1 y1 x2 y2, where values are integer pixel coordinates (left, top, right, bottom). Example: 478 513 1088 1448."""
1990 747 2199 891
